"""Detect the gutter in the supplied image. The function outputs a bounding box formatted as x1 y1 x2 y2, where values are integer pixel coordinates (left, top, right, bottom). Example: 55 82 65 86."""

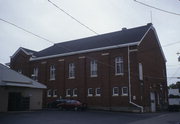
128 46 144 112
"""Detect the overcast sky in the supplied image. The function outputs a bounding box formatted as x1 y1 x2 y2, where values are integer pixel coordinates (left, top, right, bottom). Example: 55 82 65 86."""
0 0 180 85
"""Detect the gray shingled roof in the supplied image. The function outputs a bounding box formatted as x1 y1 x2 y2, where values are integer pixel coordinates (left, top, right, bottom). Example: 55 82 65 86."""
0 64 46 89
33 23 152 58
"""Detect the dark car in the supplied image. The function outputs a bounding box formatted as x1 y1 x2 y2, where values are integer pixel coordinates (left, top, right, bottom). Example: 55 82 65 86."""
57 99 87 111
47 99 67 108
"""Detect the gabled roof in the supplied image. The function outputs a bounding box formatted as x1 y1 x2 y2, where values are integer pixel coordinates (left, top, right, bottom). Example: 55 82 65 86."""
11 47 37 59
0 63 46 89
33 23 152 58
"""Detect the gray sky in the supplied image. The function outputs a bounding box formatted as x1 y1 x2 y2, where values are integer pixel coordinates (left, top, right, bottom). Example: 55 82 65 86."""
0 0 180 85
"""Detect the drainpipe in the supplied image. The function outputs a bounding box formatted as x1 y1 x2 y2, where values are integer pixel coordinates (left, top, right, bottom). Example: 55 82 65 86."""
128 46 144 112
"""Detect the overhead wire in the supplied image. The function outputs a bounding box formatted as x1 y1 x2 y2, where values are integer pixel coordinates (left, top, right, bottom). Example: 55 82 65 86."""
48 0 98 35
0 18 54 44
134 0 180 16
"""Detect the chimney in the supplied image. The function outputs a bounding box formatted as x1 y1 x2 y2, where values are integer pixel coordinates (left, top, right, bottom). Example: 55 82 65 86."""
122 27 127 31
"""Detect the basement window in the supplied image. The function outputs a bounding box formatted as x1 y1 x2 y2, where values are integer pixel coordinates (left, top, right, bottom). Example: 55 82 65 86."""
95 88 101 96
47 89 52 97
72 88 78 97
88 88 93 97
112 87 119 96
66 89 71 97
122 87 128 96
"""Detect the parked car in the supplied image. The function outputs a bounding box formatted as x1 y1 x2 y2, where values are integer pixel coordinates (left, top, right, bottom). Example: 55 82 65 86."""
47 99 67 108
57 99 87 111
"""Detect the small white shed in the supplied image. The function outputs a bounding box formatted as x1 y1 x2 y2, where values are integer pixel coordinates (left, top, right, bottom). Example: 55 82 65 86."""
0 63 46 112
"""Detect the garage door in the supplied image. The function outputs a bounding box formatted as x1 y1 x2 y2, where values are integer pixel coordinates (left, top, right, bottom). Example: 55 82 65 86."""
8 92 30 111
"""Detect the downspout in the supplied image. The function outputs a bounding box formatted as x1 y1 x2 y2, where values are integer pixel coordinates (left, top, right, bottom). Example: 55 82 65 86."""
128 46 144 112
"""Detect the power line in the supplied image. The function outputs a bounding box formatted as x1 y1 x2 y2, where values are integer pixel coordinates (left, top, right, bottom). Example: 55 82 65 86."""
0 18 54 44
48 0 98 35
134 0 180 16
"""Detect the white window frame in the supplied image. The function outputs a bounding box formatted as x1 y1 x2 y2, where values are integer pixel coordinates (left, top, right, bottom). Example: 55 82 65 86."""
112 87 119 96
69 63 75 79
66 89 71 97
95 88 101 96
50 65 56 80
47 89 52 97
139 63 143 80
122 87 128 96
90 60 97 77
115 57 124 75
32 67 38 81
53 89 57 97
88 88 93 97
72 88 78 97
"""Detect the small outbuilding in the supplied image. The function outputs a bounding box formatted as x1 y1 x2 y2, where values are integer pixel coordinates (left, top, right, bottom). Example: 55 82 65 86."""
0 63 46 112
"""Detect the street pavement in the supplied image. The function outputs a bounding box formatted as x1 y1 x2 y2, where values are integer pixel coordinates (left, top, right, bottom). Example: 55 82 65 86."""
0 110 179 124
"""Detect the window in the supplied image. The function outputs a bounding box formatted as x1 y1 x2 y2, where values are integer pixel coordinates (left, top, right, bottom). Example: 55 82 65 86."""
66 89 71 97
139 63 143 80
88 88 93 96
73 88 78 97
53 89 57 97
47 89 52 97
50 65 55 80
90 60 97 77
32 67 38 81
122 87 128 96
115 57 123 75
69 63 75 78
112 87 119 96
95 88 101 96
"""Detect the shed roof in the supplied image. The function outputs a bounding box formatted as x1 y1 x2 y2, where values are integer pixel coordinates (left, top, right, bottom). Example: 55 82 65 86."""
0 63 46 89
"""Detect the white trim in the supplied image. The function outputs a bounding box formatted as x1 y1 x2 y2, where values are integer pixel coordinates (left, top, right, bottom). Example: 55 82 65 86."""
101 53 109 56
121 87 128 96
66 89 71 97
95 88 101 96
138 26 166 62
53 89 57 97
58 59 64 62
128 46 144 112
129 49 138 52
112 87 119 96
72 88 78 97
88 88 93 97
30 42 139 61
11 47 32 59
47 89 52 97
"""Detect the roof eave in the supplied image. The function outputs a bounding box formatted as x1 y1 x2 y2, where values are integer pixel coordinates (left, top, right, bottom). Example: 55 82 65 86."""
30 42 139 61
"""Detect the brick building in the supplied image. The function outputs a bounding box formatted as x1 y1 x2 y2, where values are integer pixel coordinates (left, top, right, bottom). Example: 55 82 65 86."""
10 23 168 112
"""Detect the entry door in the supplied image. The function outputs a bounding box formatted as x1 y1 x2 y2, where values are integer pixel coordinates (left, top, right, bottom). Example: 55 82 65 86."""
8 92 22 111
150 92 156 112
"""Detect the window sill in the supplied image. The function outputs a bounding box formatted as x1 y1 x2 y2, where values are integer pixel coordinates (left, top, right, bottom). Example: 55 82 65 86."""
121 94 128 96
53 95 57 98
95 95 101 97
66 95 71 97
50 79 55 81
72 95 77 97
90 75 98 78
68 77 75 79
115 73 124 76
112 94 119 96
87 95 93 97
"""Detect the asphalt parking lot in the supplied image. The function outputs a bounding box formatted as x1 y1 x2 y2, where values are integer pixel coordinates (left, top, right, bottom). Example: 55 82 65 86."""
0 110 179 124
